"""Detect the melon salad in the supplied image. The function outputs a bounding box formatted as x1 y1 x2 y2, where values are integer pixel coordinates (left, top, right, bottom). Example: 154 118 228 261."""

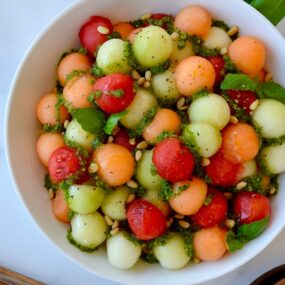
35 5 285 270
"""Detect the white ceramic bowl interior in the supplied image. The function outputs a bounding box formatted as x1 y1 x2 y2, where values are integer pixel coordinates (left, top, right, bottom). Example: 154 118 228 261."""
5 0 285 284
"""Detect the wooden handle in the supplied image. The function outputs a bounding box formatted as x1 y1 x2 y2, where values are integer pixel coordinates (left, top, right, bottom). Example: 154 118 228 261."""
0 267 45 285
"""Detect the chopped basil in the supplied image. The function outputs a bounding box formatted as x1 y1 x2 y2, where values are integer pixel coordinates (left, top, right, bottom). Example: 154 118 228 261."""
211 19 230 31
256 81 285 105
66 70 87 82
72 108 106 134
103 110 128 135
221 73 257 91
226 217 270 252
109 89 125 98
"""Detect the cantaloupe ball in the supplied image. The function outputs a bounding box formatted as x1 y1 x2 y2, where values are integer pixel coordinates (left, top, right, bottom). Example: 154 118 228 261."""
175 56 216 96
174 6 212 38
127 28 143 43
222 123 260 164
114 22 135 39
36 93 69 125
169 178 207 215
36 133 65 167
63 74 95 109
142 109 181 143
228 36 266 76
57 52 91 86
93 143 135 187
193 226 228 261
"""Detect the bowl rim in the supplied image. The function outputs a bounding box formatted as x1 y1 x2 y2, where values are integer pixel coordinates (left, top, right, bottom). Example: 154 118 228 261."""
4 0 285 284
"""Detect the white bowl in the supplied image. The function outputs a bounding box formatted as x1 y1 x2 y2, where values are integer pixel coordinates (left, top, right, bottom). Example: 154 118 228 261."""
5 0 285 284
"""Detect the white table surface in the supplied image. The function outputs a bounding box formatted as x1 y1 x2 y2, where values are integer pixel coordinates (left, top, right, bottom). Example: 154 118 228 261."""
1 1 285 284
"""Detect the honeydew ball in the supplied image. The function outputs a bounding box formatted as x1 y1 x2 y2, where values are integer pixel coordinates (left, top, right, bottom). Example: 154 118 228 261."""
236 160 257 181
170 40 195 66
120 89 158 129
101 186 131 220
136 150 163 192
96 39 132 75
133 26 173 68
188 94 230 130
71 212 108 249
183 123 222 158
260 142 285 174
153 233 191 269
253 99 285 139
67 185 105 214
65 119 96 151
107 231 142 269
203 27 232 50
151 69 181 103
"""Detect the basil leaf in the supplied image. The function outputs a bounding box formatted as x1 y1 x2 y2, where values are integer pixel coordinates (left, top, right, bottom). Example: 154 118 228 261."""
226 231 246 253
249 0 285 26
237 216 270 240
221 74 257 91
103 110 127 135
257 81 285 105
72 108 106 134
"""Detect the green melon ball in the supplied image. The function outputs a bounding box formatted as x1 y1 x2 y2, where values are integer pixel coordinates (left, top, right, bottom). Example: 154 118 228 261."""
133 26 173 68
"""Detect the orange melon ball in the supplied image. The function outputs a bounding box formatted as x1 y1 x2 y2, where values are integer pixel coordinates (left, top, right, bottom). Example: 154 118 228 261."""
174 6 212 38
93 143 135 187
114 22 135 39
222 123 260 164
52 189 70 223
193 226 228 261
63 74 95 109
36 93 69 125
142 109 181 143
127 28 143 43
36 133 65 167
228 36 266 76
175 56 216 96
169 178 207 215
57 52 91 86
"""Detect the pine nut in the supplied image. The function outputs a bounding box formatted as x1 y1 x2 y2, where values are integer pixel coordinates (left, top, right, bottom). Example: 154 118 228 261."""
269 187 276 195
220 47 228 55
143 81 151 88
64 120 69 129
193 256 201 264
129 138 136 145
107 136 114 143
132 70 141 80
88 162 99 174
48 189 54 200
126 193 136 203
135 150 142 161
127 180 138 189
170 32 179 40
228 26 239 36
104 215 113 226
265 72 272 82
112 126 120 136
145 70 152 81
230 115 239 124
97 26 109 34
236 181 247 190
140 13 151 20
249 99 259 111
112 220 119 229
174 214 184 220
224 192 233 199
201 158 210 167
137 77 145 85
225 219 235 229
177 97 186 110
110 227 120 236
166 217 174 228
137 141 148 150
178 220 190 228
